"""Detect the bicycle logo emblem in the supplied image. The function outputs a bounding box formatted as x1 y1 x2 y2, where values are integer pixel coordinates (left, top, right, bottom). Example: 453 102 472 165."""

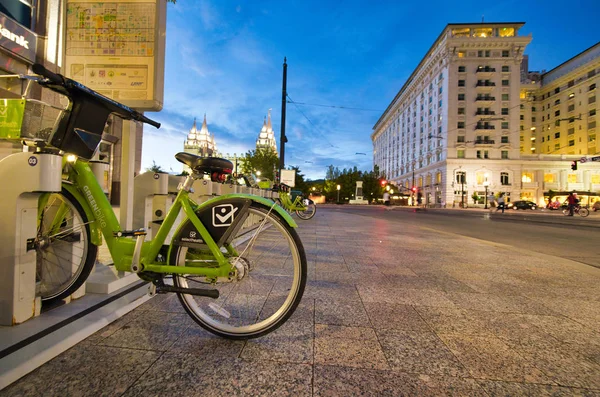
153 173 160 179
212 204 238 227
189 231 197 238
28 156 37 166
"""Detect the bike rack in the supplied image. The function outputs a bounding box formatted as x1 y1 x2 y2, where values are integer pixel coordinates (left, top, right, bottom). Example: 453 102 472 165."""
0 151 62 325
132 171 178 240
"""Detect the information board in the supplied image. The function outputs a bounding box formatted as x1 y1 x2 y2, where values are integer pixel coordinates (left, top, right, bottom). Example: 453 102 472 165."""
64 0 166 111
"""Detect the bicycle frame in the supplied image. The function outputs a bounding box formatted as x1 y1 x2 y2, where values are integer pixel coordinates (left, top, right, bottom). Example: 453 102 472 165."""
278 191 307 211
59 157 296 278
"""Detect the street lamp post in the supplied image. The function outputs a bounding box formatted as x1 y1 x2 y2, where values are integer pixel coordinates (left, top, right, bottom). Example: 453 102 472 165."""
337 184 341 204
484 181 490 209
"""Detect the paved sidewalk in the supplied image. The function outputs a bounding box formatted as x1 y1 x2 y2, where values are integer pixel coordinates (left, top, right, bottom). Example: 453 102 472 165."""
3 208 600 396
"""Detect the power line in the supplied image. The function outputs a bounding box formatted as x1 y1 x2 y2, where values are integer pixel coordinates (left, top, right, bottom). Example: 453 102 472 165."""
286 99 383 112
286 93 336 148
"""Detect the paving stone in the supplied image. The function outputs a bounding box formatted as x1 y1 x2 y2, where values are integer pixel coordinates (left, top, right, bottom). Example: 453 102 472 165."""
2 344 160 397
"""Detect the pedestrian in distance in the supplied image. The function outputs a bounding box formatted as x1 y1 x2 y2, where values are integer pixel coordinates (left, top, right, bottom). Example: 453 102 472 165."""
496 193 505 213
488 191 496 208
567 192 576 216
383 191 390 206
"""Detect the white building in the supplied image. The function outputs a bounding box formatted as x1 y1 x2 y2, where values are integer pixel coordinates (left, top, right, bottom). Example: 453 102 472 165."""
372 23 600 207
256 109 278 154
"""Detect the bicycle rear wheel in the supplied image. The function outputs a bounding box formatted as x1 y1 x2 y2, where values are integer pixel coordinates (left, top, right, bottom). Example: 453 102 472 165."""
579 207 590 217
36 189 97 302
172 201 307 339
296 201 316 220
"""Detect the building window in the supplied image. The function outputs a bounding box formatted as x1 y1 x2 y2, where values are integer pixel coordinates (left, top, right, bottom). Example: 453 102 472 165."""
532 106 536 112
501 172 510 185
555 143 560 151
568 128 575 135
589 121 597 129
522 172 533 183
502 65 510 72
569 139 575 146
502 108 509 115
555 132 560 139
520 115 524 120
458 51 466 58
476 150 481 159
568 80 574 88
532 117 536 122
478 50 491 57
458 80 465 87
458 107 465 115
568 104 575 112
591 109 597 117
501 136 509 143
555 110 560 117
555 120 561 127
589 83 596 91
502 122 509 129
457 122 465 128
567 174 577 183
439 87 443 94
589 70 597 78
502 94 509 100
502 80 510 86
502 50 510 57
544 173 555 183
484 150 489 159
590 96 596 104
501 151 508 159
458 94 465 100
457 135 465 143
458 66 466 72
457 150 465 158
555 87 560 94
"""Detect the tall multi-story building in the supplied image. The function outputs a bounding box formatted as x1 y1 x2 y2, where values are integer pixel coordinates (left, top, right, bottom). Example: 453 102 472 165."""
372 23 600 207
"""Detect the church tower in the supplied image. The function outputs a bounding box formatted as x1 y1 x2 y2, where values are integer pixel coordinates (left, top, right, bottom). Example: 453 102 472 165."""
256 109 278 153
184 114 218 158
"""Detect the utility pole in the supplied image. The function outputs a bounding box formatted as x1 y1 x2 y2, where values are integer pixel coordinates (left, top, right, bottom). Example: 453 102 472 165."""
279 57 288 174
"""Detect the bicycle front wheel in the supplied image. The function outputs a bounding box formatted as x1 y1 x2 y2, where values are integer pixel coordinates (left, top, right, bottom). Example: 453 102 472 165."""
579 207 590 217
36 189 97 302
172 202 307 339
296 201 316 220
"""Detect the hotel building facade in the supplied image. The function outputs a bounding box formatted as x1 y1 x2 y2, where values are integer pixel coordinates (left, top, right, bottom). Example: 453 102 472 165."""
372 23 600 207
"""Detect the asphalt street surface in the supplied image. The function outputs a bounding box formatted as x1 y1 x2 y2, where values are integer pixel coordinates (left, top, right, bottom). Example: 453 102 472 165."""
327 205 600 269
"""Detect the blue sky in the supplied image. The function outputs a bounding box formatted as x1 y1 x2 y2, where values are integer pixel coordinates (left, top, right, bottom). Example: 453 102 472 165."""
143 0 600 180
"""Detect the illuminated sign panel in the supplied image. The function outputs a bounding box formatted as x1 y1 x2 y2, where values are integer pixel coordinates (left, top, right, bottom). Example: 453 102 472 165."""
64 0 166 111
0 11 36 63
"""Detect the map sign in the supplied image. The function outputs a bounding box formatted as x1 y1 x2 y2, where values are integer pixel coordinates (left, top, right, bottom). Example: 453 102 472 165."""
64 0 166 110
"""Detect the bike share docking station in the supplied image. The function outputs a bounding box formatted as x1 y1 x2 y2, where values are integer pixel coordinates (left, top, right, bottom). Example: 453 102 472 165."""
0 152 62 325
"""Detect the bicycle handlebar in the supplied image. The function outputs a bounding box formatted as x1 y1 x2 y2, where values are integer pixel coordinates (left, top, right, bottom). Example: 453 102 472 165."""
31 63 161 129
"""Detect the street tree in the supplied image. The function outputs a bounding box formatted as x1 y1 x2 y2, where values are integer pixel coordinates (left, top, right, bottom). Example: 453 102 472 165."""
240 147 279 181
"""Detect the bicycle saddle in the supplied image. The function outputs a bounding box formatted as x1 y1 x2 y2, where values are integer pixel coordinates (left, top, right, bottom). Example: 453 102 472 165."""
175 152 233 182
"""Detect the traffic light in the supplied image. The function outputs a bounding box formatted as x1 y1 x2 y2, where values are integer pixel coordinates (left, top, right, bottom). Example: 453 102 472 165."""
380 179 387 187
411 186 417 193
571 161 578 171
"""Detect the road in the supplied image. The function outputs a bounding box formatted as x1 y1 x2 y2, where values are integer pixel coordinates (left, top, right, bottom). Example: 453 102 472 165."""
323 205 600 268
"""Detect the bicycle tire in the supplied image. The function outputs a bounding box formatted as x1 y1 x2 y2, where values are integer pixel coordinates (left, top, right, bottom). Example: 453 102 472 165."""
172 201 307 339
579 207 590 217
296 202 316 220
562 209 569 216
36 188 98 302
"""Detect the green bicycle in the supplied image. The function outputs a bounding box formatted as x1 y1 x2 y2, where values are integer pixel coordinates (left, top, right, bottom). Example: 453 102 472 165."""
274 184 317 220
23 64 307 339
